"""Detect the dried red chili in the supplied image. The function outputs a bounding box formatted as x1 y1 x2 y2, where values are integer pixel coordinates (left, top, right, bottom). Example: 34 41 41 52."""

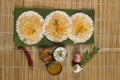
18 46 33 69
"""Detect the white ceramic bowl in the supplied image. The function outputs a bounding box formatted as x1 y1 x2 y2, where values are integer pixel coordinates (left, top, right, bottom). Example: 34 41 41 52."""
53 47 67 62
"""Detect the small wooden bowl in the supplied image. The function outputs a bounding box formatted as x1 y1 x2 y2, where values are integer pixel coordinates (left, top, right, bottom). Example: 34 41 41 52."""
39 49 53 64
46 61 62 75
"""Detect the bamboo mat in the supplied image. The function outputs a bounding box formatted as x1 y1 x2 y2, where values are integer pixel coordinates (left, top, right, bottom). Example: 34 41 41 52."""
0 0 120 80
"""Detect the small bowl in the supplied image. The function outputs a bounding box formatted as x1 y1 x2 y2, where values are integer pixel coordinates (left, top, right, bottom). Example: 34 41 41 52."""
46 61 62 75
39 49 53 64
53 47 67 62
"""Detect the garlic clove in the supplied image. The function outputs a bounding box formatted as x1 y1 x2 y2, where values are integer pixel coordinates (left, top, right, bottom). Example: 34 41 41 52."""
72 64 83 73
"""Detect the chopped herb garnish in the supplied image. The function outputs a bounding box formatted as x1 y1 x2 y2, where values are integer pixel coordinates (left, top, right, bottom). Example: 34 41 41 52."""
57 50 63 57
75 30 80 36
32 29 36 34
80 46 99 67
54 19 59 26
50 62 55 68
75 25 87 35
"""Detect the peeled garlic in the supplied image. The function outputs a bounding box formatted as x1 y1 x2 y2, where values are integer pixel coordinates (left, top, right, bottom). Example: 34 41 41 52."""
72 64 83 73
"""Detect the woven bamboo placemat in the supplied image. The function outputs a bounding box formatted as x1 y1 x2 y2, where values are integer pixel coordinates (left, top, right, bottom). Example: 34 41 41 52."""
0 0 120 80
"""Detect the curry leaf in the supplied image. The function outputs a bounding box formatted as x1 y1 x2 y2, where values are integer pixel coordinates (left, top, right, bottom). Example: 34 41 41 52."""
80 46 99 67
